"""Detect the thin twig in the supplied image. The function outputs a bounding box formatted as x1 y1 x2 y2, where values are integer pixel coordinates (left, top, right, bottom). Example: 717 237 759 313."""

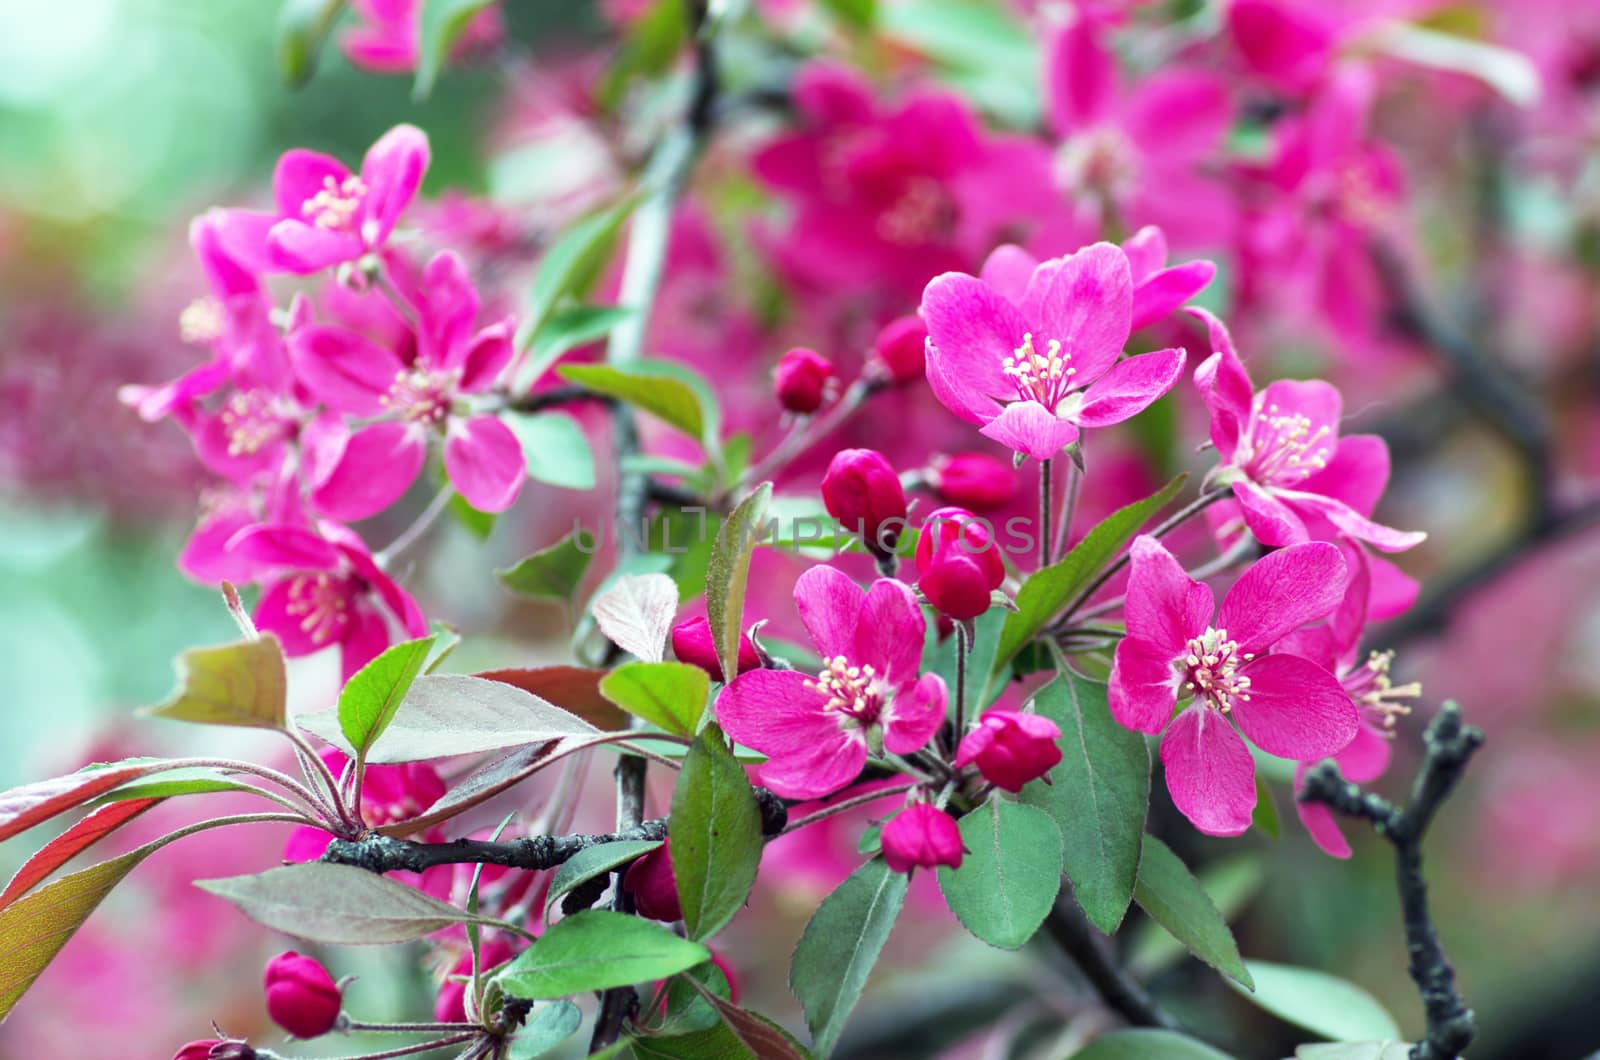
1041 899 1181 1031
1299 703 1484 1060
1058 489 1230 623
781 783 918 836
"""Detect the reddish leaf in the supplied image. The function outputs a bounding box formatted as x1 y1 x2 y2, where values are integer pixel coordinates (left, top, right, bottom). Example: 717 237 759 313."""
0 799 162 910
477 666 628 731
0 765 153 844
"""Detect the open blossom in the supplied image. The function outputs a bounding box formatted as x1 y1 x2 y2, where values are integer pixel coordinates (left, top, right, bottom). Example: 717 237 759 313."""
342 0 504 73
258 124 430 274
716 566 947 799
290 250 524 518
1109 536 1359 836
922 242 1185 461
1191 307 1425 552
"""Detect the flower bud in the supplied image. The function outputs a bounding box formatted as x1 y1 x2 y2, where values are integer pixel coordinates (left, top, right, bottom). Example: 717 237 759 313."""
264 951 342 1039
774 347 836 414
434 939 515 1023
174 1039 256 1060
822 449 909 558
881 804 964 873
915 507 1005 585
623 843 682 922
870 315 927 385
929 452 1017 511
174 1043 223 1060
956 710 1063 792
916 507 1004 619
671 616 761 678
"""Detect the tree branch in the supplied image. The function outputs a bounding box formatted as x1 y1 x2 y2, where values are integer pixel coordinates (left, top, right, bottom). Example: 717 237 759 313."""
1299 703 1484 1060
1041 898 1182 1032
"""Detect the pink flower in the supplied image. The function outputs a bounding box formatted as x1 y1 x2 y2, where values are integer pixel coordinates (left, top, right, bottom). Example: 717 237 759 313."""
342 0 505 73
1191 307 1425 552
716 566 948 799
774 347 837 414
1227 0 1341 93
262 125 430 274
434 939 514 1023
870 315 928 385
916 506 1006 620
928 451 1017 511
671 615 762 679
921 242 1186 461
623 843 683 922
821 449 909 559
231 521 428 680
956 709 1063 792
264 951 342 1039
1108 536 1359 836
290 250 524 517
882 804 964 873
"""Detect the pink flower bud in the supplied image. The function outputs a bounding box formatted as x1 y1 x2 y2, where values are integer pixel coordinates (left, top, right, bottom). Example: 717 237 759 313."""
774 347 836 414
434 939 515 1023
264 951 342 1039
871 315 928 385
173 1043 235 1060
929 452 1017 511
955 710 1063 792
671 616 761 678
623 843 682 922
822 449 909 558
882 804 964 873
916 507 1004 619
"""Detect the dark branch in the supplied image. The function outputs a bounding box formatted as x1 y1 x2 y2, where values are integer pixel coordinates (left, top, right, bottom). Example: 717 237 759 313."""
501 384 611 414
1041 898 1182 1031
1300 703 1484 1060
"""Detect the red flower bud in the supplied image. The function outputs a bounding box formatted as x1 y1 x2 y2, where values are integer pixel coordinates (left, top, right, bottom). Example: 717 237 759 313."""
623 843 682 922
264 951 342 1039
174 1039 255 1059
916 507 1004 618
870 315 928 385
822 448 908 558
174 1043 224 1060
774 347 836 414
434 939 515 1023
955 710 1063 792
929 452 1017 511
881 804 964 873
671 615 762 678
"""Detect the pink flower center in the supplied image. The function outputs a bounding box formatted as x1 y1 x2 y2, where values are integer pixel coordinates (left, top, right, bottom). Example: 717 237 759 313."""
301 174 369 232
285 572 357 645
180 297 225 344
1341 649 1419 734
1178 628 1255 713
1239 402 1333 486
1004 332 1078 411
876 176 957 245
381 366 459 425
807 655 885 730
1055 129 1138 201
219 390 295 458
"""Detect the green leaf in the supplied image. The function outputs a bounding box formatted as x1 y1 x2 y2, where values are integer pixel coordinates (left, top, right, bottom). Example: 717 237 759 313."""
198 863 498 944
506 1000 584 1058
658 963 733 1036
627 1025 749 1060
923 605 1007 709
1128 854 1263 978
142 635 287 730
1132 836 1252 989
496 910 710 999
684 977 812 1060
277 0 346 87
528 305 636 367
505 411 598 491
937 796 1062 949
992 475 1186 677
1020 670 1148 934
1070 1029 1238 1059
557 361 716 448
525 202 636 347
339 635 437 757
600 0 687 107
414 0 495 99
449 492 498 540
1231 961 1402 1042
496 531 596 603
1252 774 1281 838
543 840 663 920
790 858 907 1057
819 0 876 29
670 725 764 941
602 662 709 738
705 484 772 683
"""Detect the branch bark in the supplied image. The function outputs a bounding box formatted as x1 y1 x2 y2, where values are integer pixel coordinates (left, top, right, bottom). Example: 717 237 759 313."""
1042 898 1182 1031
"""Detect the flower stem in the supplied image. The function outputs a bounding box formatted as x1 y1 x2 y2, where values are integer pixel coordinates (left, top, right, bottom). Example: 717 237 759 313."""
375 485 455 568
780 782 918 835
954 620 970 750
1038 457 1053 570
1059 488 1230 623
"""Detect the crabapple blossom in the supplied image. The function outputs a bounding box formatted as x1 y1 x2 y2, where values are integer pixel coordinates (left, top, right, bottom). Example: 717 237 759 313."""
928 451 1017 511
434 939 515 1023
1108 535 1359 835
917 506 1005 620
956 709 1064 792
671 615 761 679
882 804 964 873
342 0 505 73
624 843 683 922
773 347 836 414
263 952 342 1039
821 448 909 558
870 314 929 385
716 566 947 799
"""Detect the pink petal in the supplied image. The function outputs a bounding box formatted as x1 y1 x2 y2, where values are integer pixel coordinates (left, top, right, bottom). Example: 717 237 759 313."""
979 400 1080 461
299 411 351 493
1121 225 1168 282
853 578 926 690
883 673 948 755
1123 535 1214 656
1123 70 1232 161
284 827 336 863
716 670 829 754
457 320 515 393
978 244 1038 303
191 211 263 299
921 272 1026 404
1274 626 1340 672
229 524 341 571
794 564 866 661
342 543 430 640
1044 20 1117 136
1019 243 1132 384
1229 654 1358 759
1161 707 1256 837
1259 378 1343 450
1217 540 1346 653
1337 722 1393 784
1365 553 1420 620
926 346 1004 426
266 219 365 274
1188 307 1253 459
1228 0 1339 93
1130 261 1216 331
1298 434 1390 518
1072 347 1186 428
1328 540 1371 660
412 250 480 368
179 508 259 586
1293 765 1352 859
1109 636 1182 735
359 124 430 249
273 149 350 220
792 60 877 125
1279 490 1427 552
1233 480 1309 548
757 734 867 801
313 421 427 522
444 415 525 513
288 325 406 416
